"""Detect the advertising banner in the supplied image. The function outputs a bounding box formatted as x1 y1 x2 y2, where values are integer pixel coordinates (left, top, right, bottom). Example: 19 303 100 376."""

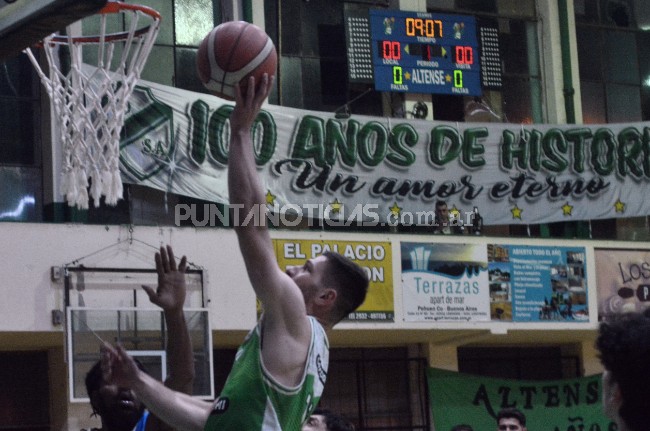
427 368 614 431
273 239 394 321
401 242 489 322
595 248 650 321
399 242 590 323
120 79 650 226
487 244 588 322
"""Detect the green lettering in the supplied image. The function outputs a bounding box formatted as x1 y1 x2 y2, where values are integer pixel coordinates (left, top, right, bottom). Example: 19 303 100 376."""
643 127 650 177
541 128 568 172
564 128 592 173
291 115 326 168
324 119 358 167
430 125 462 165
189 100 209 164
207 105 233 165
462 128 487 168
500 129 528 170
591 128 616 176
254 110 276 165
387 123 417 167
358 121 388 167
617 127 643 178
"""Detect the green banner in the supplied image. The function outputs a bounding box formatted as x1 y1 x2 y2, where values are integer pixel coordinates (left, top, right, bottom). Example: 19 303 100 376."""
427 368 616 431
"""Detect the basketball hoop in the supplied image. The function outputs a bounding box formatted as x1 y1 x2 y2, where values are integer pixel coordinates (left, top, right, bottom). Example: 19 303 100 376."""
24 1 161 209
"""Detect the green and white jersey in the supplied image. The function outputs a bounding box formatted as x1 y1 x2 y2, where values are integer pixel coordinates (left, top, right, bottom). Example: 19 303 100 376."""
204 316 329 431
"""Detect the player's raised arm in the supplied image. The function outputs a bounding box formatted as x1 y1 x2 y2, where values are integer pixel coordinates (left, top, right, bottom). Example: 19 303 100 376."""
227 75 305 315
141 245 195 431
101 343 211 431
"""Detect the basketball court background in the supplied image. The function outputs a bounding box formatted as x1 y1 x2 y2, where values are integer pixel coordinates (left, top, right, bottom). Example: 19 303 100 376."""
2 1 650 431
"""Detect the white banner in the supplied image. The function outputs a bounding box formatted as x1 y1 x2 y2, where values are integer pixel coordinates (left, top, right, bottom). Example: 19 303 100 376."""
401 242 490 322
119 79 650 226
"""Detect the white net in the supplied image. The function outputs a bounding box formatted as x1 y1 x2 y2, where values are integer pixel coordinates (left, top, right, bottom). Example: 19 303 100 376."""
25 2 160 209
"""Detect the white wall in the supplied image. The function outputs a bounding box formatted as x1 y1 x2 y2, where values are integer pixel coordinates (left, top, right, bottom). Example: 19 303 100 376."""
0 221 612 335
0 223 257 333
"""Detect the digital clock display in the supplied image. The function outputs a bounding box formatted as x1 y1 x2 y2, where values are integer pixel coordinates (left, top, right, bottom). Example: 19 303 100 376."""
405 17 443 38
369 9 481 96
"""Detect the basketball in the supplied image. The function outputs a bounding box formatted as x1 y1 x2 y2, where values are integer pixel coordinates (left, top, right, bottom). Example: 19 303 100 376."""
196 21 277 101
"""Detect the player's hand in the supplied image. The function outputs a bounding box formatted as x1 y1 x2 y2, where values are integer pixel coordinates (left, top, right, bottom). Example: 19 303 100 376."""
142 245 187 313
101 342 141 387
230 73 274 133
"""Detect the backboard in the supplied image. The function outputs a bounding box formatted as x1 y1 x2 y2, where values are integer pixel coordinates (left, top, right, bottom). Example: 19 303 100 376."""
0 0 107 60
63 266 214 402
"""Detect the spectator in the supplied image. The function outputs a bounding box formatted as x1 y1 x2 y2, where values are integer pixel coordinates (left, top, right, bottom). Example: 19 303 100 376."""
433 200 465 235
302 408 355 431
496 408 527 431
596 309 650 431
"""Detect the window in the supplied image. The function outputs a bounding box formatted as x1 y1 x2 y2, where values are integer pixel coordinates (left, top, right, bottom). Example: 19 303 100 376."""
320 348 430 431
0 52 42 222
265 0 382 114
134 0 222 93
575 0 650 241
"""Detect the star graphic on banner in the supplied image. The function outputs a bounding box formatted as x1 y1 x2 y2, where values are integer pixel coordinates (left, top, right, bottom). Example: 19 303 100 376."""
450 205 461 221
562 202 573 216
511 205 523 220
265 190 276 206
150 134 195 195
446 74 452 83
614 199 626 213
329 198 343 214
404 71 411 81
389 202 402 218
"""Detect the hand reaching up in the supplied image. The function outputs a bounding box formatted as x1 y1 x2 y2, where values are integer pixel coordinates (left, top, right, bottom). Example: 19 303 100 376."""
142 245 188 313
101 342 141 388
229 73 274 134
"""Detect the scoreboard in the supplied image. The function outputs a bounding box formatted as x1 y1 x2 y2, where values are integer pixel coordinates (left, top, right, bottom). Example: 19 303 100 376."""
368 9 481 96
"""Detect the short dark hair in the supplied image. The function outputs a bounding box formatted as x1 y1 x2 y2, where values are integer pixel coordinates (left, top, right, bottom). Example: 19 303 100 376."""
435 200 447 210
451 425 473 431
496 408 526 427
312 408 355 431
596 309 650 431
323 251 369 323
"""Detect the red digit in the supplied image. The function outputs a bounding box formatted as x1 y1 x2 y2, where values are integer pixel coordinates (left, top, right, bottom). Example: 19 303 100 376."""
464 47 473 64
383 41 392 59
392 41 401 60
455 46 465 64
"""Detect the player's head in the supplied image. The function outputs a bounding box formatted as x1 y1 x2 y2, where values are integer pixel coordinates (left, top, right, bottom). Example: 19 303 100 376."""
302 408 355 431
451 425 474 431
321 251 369 322
496 408 526 431
435 200 449 221
85 359 148 430
286 252 368 326
597 309 650 431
